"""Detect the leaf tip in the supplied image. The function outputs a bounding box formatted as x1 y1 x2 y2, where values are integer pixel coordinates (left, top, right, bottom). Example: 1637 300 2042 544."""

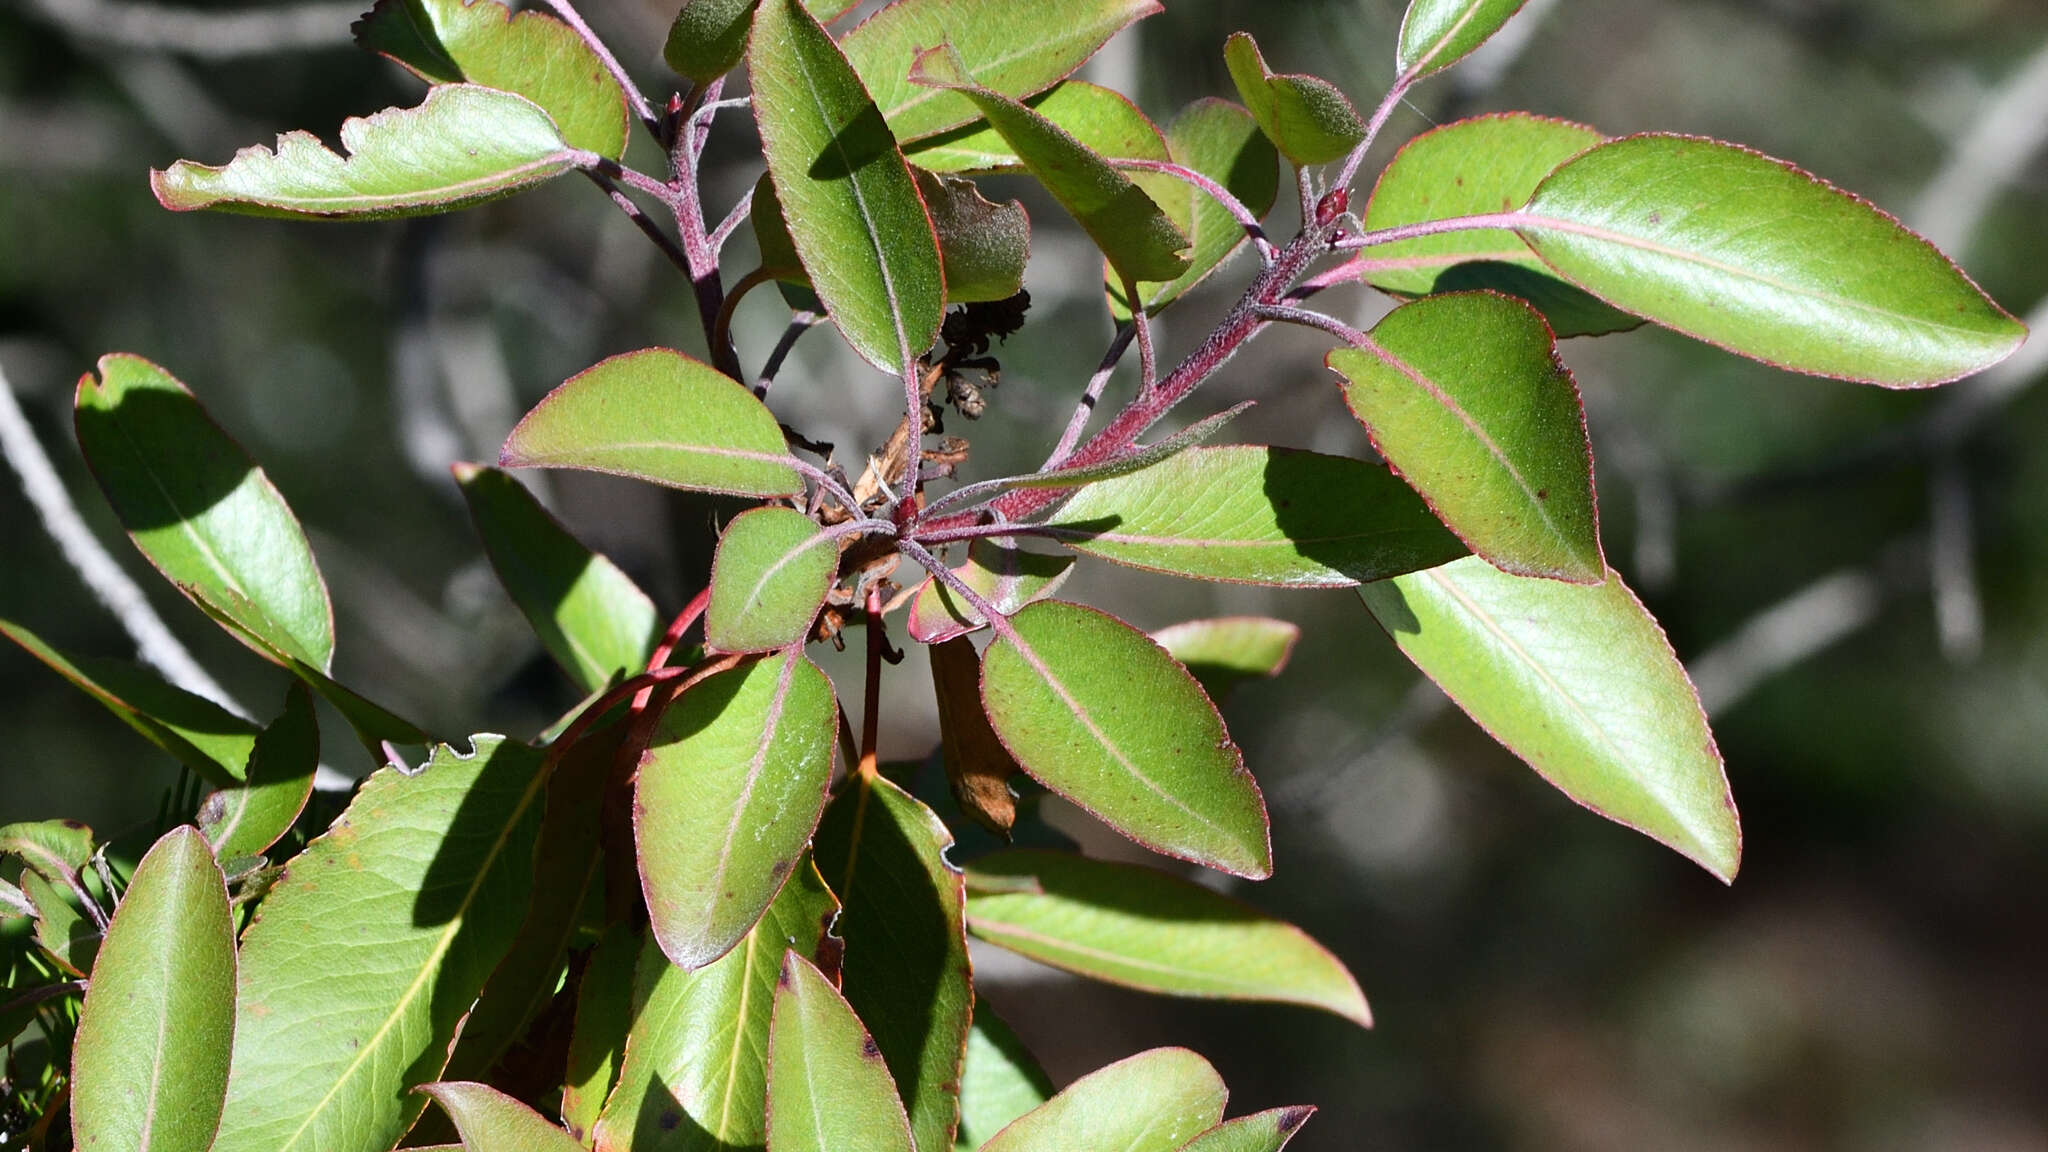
1279 1105 1317 1134
906 42 972 90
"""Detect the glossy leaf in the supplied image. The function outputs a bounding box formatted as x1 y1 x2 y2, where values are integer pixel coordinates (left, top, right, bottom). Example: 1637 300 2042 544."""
456 463 661 693
1356 112 1617 328
980 601 1271 878
637 649 837 970
198 683 318 859
209 737 547 1152
1152 618 1299 702
501 348 803 497
751 0 943 374
1328 292 1604 583
707 508 841 653
592 859 838 1152
1115 100 1280 318
910 45 1190 284
354 0 629 158
908 539 1074 644
1397 0 1528 78
1222 33 1364 166
1431 261 1643 339
979 1048 1226 1152
814 773 971 1152
76 354 333 673
0 618 257 787
1361 557 1740 880
965 851 1370 1025
952 1008 1053 1152
152 85 583 218
71 827 235 1152
419 1082 584 1152
560 924 640 1142
1518 134 2028 386
1042 445 1465 587
930 637 1022 836
908 81 1169 175
768 952 917 1152
844 0 1160 143
1173 1108 1315 1152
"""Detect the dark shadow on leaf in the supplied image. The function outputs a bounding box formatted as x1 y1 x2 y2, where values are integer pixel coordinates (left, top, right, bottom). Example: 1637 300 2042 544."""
1262 449 1466 582
809 103 898 180
75 382 257 532
1430 262 1645 338
636 1068 765 1152
972 850 1268 926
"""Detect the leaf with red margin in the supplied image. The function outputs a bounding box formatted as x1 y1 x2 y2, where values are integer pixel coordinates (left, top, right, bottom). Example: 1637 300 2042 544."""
767 952 917 1152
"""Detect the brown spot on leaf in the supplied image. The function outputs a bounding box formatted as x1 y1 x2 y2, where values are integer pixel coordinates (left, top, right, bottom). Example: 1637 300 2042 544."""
861 1034 881 1059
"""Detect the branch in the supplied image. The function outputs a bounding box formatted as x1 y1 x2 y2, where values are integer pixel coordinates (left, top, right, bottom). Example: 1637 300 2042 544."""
1045 323 1137 469
1912 36 2048 258
536 0 659 134
1109 158 1273 259
756 312 821 399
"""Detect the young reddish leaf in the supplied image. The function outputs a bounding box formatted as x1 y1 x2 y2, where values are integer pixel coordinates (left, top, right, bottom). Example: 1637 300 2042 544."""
930 637 1023 836
965 851 1371 1027
910 45 1191 285
501 348 804 497
593 860 838 1152
1 618 258 788
1397 0 1530 79
908 539 1075 644
844 0 1161 143
1152 618 1299 702
755 169 1030 305
705 507 840 653
1172 1108 1316 1152
454 463 661 694
1518 135 2028 386
1113 99 1280 318
767 952 917 1152
1327 292 1604 583
814 772 971 1152
751 0 944 375
353 0 630 159
1040 445 1465 587
1361 557 1741 881
636 650 837 970
418 1082 584 1152
1222 33 1365 167
209 737 547 1152
979 1048 1226 1152
71 827 236 1152
954 1008 1055 1152
560 923 640 1142
979 601 1272 878
907 81 1171 176
199 683 318 859
152 85 585 219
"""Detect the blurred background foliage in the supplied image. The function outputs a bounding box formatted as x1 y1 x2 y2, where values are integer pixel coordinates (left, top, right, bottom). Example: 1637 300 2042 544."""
5 0 2048 1147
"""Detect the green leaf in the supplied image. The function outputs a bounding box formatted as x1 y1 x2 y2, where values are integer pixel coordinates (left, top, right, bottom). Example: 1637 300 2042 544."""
978 1048 1226 1152
199 683 318 859
1114 99 1280 318
664 0 757 83
907 81 1169 176
637 649 837 969
151 85 585 219
592 858 838 1152
560 923 640 1143
209 737 548 1152
1397 0 1529 78
455 463 660 693
707 508 841 653
1430 261 1643 339
501 348 804 497
1172 1108 1315 1152
918 169 1031 303
953 1008 1054 1152
419 1082 584 1152
71 826 236 1152
354 0 630 159
980 601 1271 878
965 851 1370 1026
1151 618 1299 702
814 773 971 1152
23 869 100 976
910 46 1190 284
1221 33 1364 166
907 539 1074 644
844 0 1160 144
1517 134 2029 386
0 618 258 788
1327 292 1604 583
1361 557 1740 880
76 354 334 673
999 402 1249 494
1040 445 1466 587
0 819 95 887
767 952 917 1152
751 0 944 374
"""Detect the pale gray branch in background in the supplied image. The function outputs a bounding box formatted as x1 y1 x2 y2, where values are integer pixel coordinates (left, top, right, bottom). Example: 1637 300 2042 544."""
23 0 362 58
1912 37 2048 258
1448 0 1561 99
1690 561 1894 717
